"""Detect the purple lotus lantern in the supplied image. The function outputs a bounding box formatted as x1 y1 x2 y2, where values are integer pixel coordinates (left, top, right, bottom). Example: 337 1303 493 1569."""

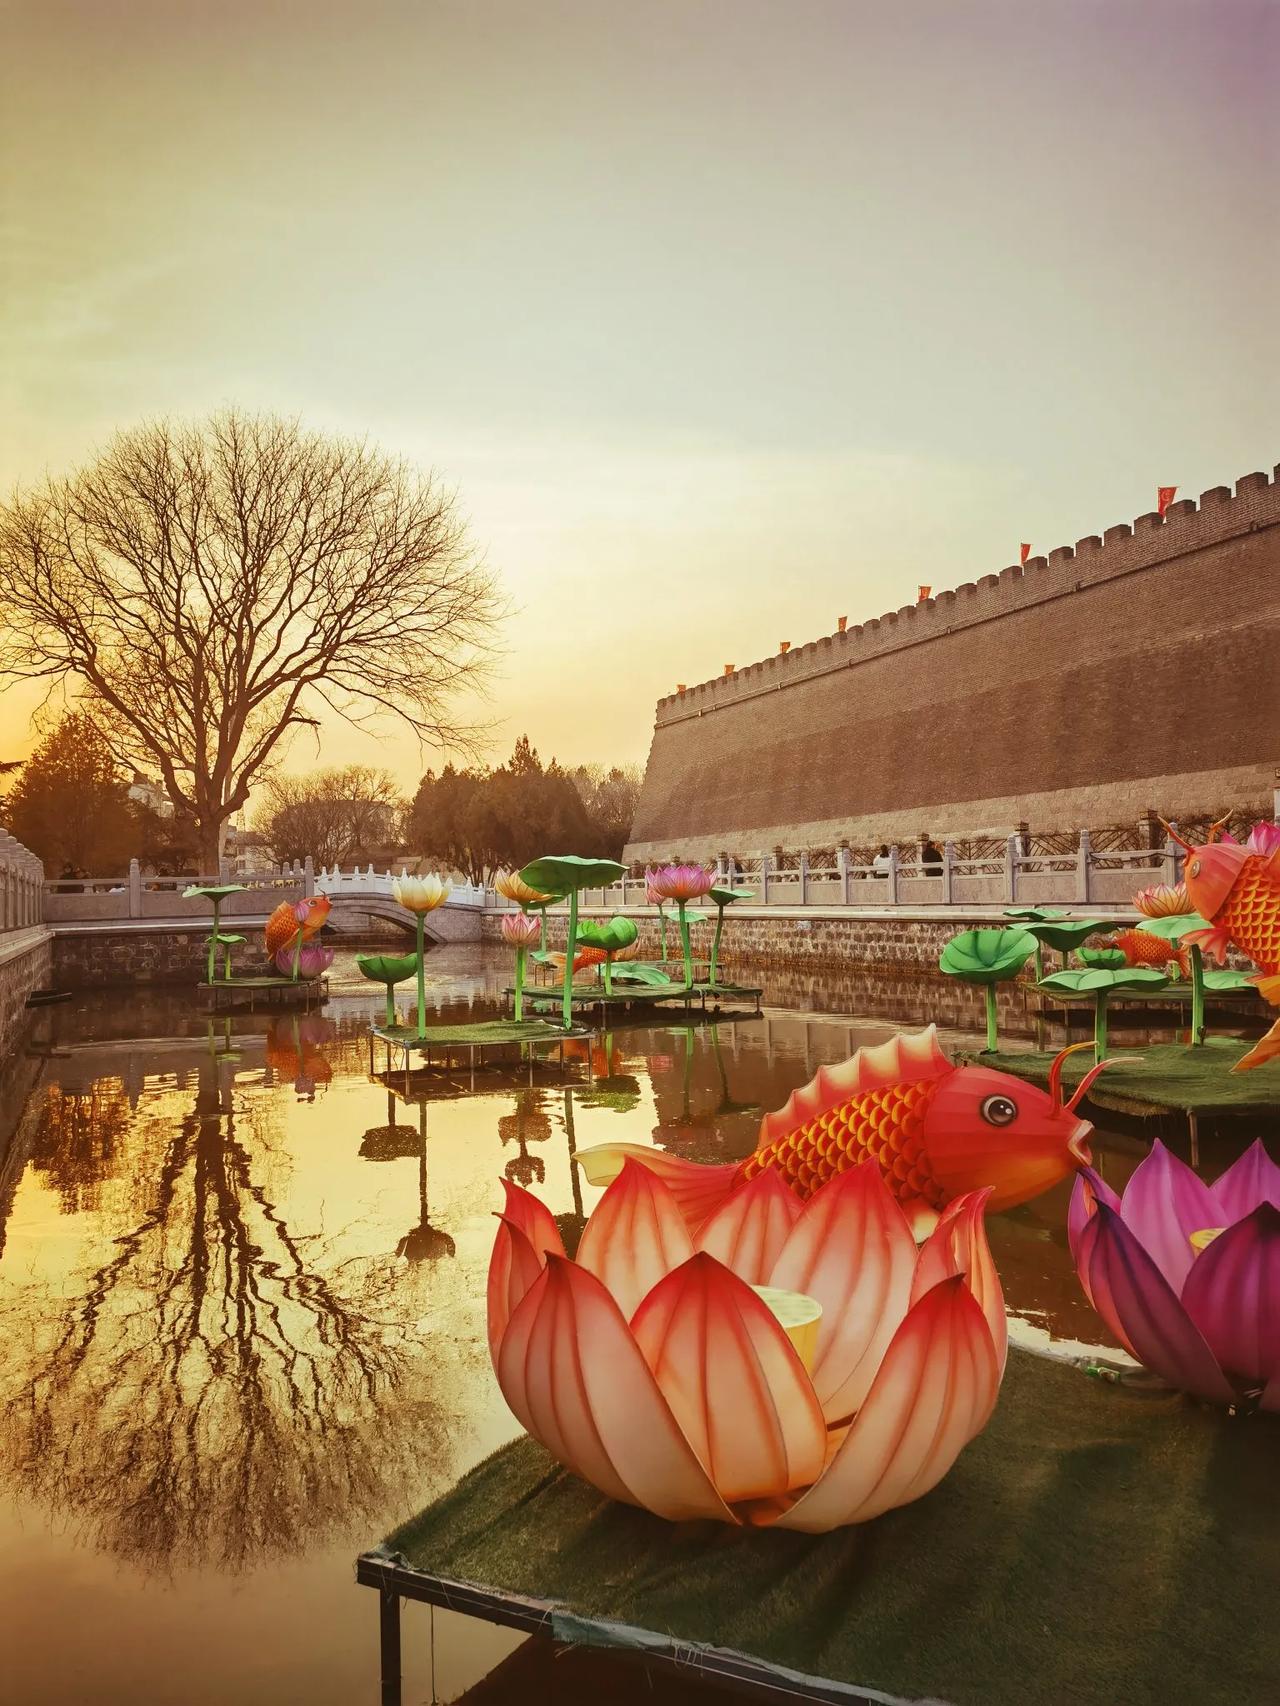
1070 1139 1280 1410
274 942 334 980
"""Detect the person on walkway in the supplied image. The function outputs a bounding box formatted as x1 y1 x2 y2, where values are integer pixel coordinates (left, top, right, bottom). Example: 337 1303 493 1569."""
921 836 944 877
871 845 893 878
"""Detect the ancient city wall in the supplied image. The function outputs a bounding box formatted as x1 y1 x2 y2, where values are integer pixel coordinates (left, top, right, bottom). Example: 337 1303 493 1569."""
625 470 1280 864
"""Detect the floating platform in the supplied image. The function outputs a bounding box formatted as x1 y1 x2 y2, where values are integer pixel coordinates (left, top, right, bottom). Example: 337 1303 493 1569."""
971 1039 1280 1131
369 1018 597 1088
512 980 763 1019
357 1348 1278 1706
199 975 327 1010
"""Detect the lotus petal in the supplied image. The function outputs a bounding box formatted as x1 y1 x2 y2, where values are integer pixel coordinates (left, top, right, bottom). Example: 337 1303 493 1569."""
1210 1139 1280 1222
1120 1140 1217 1292
487 1218 549 1363
776 1277 999 1531
1067 1169 1122 1267
1181 1204 1280 1386
768 1164 917 1423
630 1253 827 1501
911 1189 1007 1374
1074 1205 1233 1402
496 1257 734 1521
694 1170 802 1285
498 1178 566 1263
575 1160 694 1319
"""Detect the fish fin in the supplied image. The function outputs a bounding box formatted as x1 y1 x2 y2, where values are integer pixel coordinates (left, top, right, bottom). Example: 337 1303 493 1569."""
574 1144 740 1233
902 1198 941 1241
1251 973 1280 1008
757 1026 951 1150
1233 1017 1280 1073
1183 925 1233 966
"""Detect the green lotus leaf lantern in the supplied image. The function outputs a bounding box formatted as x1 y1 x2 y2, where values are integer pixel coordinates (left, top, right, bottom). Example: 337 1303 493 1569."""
1136 912 1214 1045
1036 966 1169 1061
1077 946 1128 970
1004 906 1071 921
576 915 640 993
357 951 422 1028
707 886 754 988
184 883 250 984
1201 967 1253 991
610 962 676 987
518 856 627 1028
938 927 1035 1051
207 930 246 982
1019 916 1122 978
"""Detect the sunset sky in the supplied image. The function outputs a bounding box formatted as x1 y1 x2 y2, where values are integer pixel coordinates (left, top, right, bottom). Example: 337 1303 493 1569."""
1 0 1274 796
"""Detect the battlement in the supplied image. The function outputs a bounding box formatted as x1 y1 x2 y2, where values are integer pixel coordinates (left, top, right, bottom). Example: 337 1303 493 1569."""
654 466 1280 727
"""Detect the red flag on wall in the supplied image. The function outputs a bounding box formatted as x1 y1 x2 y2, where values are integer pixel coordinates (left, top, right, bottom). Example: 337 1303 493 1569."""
917 585 932 601
1157 485 1177 516
1019 542 1031 564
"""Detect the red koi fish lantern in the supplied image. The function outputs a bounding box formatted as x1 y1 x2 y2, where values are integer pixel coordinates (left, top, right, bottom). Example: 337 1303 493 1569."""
578 1027 1103 1237
264 893 331 960
1164 817 1280 1070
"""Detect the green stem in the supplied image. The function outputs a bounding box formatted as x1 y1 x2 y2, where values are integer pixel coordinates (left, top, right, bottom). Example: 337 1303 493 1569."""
291 930 302 981
984 983 998 1053
562 890 579 1030
710 905 724 987
223 942 232 980
208 898 220 984
678 901 693 989
514 946 525 1022
1094 991 1109 1062
603 957 613 995
415 914 427 1037
1033 943 1044 982
538 906 548 954
384 982 396 1027
1189 943 1205 1046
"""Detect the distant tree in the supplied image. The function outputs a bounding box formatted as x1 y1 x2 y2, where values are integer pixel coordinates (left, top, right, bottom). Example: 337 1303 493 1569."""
569 762 642 859
254 765 404 867
3 712 140 874
0 411 502 872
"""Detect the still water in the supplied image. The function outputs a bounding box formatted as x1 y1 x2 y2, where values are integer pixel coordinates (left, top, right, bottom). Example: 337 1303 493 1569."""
0 947 1253 1703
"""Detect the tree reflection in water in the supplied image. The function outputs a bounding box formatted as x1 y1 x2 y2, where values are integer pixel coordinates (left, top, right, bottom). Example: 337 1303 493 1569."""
0 1034 456 1574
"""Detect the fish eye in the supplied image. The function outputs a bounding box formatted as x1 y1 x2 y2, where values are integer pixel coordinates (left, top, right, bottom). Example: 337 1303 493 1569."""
980 1094 1018 1127
1189 859 1201 877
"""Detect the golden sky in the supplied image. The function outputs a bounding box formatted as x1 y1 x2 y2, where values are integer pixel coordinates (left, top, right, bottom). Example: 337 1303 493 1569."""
1 0 1275 791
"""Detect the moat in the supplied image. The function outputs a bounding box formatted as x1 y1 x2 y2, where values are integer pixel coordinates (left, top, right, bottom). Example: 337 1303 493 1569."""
0 946 1266 1703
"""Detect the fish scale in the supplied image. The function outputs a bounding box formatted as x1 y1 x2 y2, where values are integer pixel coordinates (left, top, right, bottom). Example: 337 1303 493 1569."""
737 1078 946 1206
1219 863 1280 973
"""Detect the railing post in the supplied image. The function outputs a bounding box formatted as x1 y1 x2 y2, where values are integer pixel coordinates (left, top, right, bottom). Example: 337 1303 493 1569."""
886 846 899 905
760 855 770 904
304 855 315 897
1004 835 1019 903
838 845 850 906
1077 829 1093 904
1164 827 1183 886
798 851 809 905
942 840 955 905
129 857 142 918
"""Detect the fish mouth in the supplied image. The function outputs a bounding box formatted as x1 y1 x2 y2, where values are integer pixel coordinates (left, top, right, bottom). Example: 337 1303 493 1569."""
1067 1123 1093 1168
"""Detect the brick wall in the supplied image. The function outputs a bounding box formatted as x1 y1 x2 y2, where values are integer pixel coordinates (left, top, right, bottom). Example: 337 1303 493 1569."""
626 470 1280 862
53 928 215 987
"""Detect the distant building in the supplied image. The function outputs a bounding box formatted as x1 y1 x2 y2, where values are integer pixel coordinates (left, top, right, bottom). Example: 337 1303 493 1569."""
127 771 173 818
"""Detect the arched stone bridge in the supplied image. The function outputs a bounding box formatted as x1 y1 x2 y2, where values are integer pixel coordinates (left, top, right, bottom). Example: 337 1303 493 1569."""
316 867 484 943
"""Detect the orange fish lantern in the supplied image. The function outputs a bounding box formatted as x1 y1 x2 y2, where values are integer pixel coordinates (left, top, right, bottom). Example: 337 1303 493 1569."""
264 893 331 961
1164 817 1280 1070
1111 927 1188 975
578 1027 1102 1236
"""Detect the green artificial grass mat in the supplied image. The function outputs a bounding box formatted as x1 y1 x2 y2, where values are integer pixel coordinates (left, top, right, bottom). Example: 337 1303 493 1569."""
971 1040 1279 1116
373 1019 592 1047
382 1351 1279 1706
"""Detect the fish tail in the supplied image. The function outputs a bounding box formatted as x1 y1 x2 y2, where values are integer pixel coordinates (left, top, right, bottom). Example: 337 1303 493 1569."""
574 1143 741 1233
1233 1016 1280 1074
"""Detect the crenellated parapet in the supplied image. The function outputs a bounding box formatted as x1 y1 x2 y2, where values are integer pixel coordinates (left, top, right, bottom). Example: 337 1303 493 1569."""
654 468 1280 727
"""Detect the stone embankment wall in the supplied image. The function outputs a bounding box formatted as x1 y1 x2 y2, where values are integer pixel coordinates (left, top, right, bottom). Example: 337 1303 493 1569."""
626 469 1280 863
53 928 215 987
0 928 53 1058
479 908 1114 974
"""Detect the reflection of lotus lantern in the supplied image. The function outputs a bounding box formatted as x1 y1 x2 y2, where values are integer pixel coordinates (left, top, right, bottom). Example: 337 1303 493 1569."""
1070 1141 1280 1409
488 1162 1005 1529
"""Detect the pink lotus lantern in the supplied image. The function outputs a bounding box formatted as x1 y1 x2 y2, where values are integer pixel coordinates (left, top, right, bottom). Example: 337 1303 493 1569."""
488 1160 1005 1529
273 942 334 979
501 910 541 1020
1132 881 1192 918
1070 1139 1280 1409
646 863 715 989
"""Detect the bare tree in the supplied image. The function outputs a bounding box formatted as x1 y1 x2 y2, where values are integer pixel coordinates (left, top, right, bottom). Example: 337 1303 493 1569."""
253 763 405 867
0 412 502 870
